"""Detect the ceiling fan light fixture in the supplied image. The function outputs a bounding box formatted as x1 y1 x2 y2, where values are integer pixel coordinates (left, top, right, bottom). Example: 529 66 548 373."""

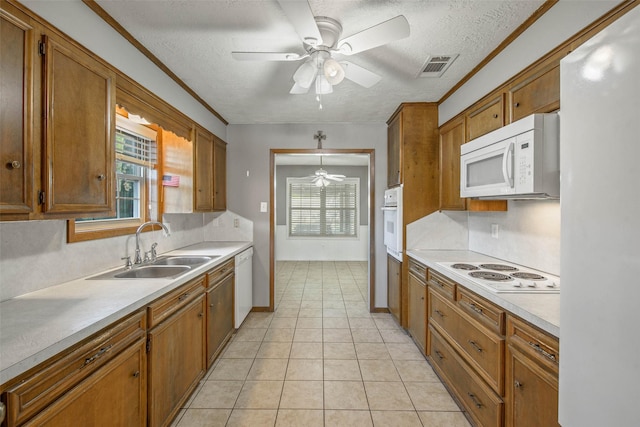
293 60 316 88
323 58 345 85
315 74 333 94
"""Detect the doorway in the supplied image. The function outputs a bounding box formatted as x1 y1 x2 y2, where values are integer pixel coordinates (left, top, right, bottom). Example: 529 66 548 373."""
269 148 376 312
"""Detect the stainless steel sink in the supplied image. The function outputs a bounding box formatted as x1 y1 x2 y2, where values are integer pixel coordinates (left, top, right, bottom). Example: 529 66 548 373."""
152 256 217 266
113 265 191 279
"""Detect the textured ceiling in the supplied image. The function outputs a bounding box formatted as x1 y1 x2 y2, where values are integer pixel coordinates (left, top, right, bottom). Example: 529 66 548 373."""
95 0 545 124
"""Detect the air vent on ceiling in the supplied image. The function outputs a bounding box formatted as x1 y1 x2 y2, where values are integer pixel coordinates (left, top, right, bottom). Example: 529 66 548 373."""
418 54 459 78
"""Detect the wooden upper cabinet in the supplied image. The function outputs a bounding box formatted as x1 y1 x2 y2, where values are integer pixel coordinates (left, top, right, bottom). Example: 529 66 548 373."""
439 116 466 211
466 95 504 141
41 33 115 216
0 7 35 216
508 64 560 123
213 136 227 211
193 126 214 212
387 111 402 187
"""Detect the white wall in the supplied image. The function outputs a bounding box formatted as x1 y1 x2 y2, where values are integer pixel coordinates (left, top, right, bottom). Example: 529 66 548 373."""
227 123 387 309
20 0 226 138
439 0 621 125
276 225 369 261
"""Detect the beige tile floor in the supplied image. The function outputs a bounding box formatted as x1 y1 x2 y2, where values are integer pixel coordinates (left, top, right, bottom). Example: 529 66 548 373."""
172 261 471 427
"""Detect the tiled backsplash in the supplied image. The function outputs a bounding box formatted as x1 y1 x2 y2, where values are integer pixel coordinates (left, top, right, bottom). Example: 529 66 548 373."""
0 211 253 301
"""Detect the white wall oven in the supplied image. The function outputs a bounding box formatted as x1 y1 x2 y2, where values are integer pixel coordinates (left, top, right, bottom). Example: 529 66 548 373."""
382 186 402 261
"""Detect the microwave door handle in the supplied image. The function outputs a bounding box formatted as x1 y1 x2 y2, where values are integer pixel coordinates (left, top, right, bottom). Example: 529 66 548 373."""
381 206 398 211
502 141 515 187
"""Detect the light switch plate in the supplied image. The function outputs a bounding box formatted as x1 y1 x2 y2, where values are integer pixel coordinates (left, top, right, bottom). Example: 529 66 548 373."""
260 202 268 212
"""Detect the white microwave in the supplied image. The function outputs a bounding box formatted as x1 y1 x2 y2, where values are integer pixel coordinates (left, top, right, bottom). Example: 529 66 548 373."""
460 114 560 199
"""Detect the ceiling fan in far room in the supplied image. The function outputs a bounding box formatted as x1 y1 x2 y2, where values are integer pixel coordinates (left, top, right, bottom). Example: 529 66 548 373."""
308 156 346 187
231 0 410 96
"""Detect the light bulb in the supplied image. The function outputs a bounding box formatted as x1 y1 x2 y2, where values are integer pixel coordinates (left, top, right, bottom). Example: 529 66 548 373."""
323 58 345 85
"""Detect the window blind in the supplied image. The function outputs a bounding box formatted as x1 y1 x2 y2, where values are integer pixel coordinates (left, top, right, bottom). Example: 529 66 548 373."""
288 178 359 237
115 127 157 166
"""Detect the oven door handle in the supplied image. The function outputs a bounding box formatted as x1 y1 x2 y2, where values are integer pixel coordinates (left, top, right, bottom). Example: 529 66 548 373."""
381 206 398 211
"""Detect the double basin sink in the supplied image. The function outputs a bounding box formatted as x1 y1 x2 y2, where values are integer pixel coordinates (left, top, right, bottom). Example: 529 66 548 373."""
89 256 219 280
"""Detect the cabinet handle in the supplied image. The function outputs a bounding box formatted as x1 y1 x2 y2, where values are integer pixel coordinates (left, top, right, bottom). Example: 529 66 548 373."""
209 303 214 308
528 341 557 362
435 309 445 318
133 371 140 378
434 350 444 360
468 301 484 315
198 312 204 318
432 279 444 288
97 174 106 181
421 296 425 301
83 344 112 366
8 160 21 169
514 380 523 389
468 340 483 353
514 102 520 107
178 292 190 301
493 114 499 119
467 392 483 408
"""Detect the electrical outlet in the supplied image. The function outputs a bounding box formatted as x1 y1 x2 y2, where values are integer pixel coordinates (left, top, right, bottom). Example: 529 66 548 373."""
491 223 500 239
260 202 268 213
234 218 239 228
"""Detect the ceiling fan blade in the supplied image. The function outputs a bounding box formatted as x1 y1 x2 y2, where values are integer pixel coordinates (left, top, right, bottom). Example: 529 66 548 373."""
232 51 305 61
326 175 344 182
290 82 311 94
341 61 382 88
277 0 323 47
337 15 410 55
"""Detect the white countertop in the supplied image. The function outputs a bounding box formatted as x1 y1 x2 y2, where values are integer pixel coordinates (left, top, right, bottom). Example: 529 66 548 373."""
0 241 252 386
406 249 560 338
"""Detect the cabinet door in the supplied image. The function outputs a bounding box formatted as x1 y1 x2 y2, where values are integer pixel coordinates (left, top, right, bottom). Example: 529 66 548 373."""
505 344 559 427
387 112 402 187
213 136 227 211
148 295 206 427
193 126 214 211
439 116 466 210
23 339 147 427
207 273 234 366
408 273 427 354
509 65 560 122
42 34 115 215
0 9 34 216
387 255 401 323
466 95 504 141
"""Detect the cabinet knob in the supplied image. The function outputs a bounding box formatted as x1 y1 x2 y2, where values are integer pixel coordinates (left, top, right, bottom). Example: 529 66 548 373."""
133 371 140 378
198 312 204 318
493 114 499 119
514 102 520 107
97 174 106 181
515 380 523 389
8 160 21 169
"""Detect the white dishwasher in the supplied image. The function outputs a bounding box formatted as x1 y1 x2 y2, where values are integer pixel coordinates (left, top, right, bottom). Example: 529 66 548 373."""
234 247 253 328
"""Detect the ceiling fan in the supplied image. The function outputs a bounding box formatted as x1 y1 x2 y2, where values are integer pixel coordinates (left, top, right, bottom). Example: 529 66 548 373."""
232 0 410 95
308 156 345 187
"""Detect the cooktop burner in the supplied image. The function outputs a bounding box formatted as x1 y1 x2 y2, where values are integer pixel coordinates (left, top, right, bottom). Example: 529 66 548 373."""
451 263 480 271
469 271 513 281
511 272 546 280
436 261 560 293
479 263 519 272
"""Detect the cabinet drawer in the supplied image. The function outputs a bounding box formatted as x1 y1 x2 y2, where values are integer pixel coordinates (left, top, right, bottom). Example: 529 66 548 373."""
428 270 456 300
147 276 206 328
4 310 146 426
207 259 234 288
408 259 427 283
429 326 503 427
507 316 559 374
456 287 505 335
466 95 504 141
431 290 505 395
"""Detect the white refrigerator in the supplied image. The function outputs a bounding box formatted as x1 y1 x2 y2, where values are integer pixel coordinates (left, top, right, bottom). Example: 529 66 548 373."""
559 7 640 426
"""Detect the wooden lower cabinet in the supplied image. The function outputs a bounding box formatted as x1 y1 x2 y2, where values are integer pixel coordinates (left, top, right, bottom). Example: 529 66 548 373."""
387 254 401 324
23 340 146 427
147 294 206 427
407 260 427 354
505 316 559 427
206 259 235 367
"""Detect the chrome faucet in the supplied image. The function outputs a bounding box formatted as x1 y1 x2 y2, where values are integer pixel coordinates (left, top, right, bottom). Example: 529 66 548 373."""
134 221 170 264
